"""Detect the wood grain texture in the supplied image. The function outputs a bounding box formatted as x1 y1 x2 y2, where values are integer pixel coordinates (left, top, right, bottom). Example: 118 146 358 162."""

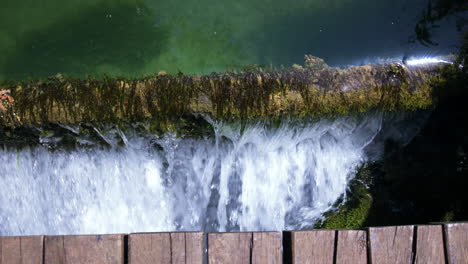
129 233 171 264
0 236 43 264
336 230 367 264
183 233 204 264
414 225 445 264
445 223 468 264
171 233 186 264
291 230 336 264
252 232 282 264
44 236 65 264
1 237 20 264
45 234 124 264
208 232 252 264
129 232 204 264
369 226 414 264
170 232 204 264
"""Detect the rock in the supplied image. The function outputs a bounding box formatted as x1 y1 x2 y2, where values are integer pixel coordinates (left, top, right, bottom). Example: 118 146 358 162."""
304 55 329 71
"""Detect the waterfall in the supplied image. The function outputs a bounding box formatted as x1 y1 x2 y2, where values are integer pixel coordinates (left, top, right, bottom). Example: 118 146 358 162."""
0 112 419 236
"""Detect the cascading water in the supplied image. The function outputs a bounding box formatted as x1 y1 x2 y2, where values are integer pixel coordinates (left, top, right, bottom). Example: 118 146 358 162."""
0 112 427 236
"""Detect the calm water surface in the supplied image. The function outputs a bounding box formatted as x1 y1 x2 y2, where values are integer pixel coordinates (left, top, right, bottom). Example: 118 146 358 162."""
0 0 461 79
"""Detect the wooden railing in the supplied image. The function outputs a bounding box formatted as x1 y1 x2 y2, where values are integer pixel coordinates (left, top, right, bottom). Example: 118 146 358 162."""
0 223 467 263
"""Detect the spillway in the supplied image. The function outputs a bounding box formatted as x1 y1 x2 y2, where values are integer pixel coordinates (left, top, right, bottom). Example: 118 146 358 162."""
0 57 441 236
0 111 428 236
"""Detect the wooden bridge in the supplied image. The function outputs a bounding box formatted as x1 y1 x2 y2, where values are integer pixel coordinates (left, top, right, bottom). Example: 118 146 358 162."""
0 223 467 264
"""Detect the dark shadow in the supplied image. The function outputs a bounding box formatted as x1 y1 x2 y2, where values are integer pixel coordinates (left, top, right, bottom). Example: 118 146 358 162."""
2 2 169 80
282 231 292 264
364 107 468 225
363 44 468 226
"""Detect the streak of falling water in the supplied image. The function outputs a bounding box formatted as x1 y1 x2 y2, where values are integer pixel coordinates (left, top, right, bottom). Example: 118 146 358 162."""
0 114 387 235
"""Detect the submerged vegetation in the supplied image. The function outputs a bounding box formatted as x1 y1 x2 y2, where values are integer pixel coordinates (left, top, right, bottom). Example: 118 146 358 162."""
0 55 442 128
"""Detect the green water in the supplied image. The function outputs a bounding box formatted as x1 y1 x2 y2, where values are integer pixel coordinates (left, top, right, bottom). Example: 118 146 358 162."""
0 0 461 80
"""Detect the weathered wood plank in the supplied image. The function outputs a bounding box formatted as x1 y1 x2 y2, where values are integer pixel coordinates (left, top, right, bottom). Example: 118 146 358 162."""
336 230 367 264
0 236 43 264
445 223 468 264
128 232 204 264
414 225 445 264
291 230 336 264
252 232 282 264
208 232 252 264
44 236 65 264
129 233 171 264
368 226 414 264
1 237 20 264
170 232 204 264
184 232 204 264
45 234 124 264
171 233 186 264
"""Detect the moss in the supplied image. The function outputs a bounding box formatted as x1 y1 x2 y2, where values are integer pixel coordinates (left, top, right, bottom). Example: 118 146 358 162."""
315 164 374 229
319 192 372 230
0 55 443 128
0 114 218 149
442 211 455 222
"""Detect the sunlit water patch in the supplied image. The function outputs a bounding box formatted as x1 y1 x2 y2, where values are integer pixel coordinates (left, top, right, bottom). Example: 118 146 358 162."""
0 113 428 235
405 56 452 67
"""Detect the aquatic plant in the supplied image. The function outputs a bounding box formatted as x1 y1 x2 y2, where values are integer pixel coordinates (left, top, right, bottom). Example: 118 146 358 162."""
0 55 444 128
314 164 374 229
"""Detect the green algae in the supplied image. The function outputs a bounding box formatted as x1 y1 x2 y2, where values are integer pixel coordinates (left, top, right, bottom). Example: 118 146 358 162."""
0 56 442 128
315 164 374 229
318 193 372 230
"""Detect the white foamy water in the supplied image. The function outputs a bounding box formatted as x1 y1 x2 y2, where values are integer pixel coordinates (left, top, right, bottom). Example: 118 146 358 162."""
0 114 385 235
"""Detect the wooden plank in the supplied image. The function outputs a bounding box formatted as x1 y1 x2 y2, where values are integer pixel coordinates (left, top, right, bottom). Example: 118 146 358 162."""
291 230 336 264
445 223 468 264
336 230 367 264
44 236 65 264
129 233 171 264
170 232 204 264
208 232 252 264
369 226 414 264
183 233 204 264
171 233 186 264
128 232 204 264
1 236 21 264
414 225 445 264
252 232 282 264
0 236 43 264
45 234 124 264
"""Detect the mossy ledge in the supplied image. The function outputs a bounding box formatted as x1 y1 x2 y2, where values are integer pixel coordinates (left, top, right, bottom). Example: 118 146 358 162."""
0 55 444 127
314 163 375 229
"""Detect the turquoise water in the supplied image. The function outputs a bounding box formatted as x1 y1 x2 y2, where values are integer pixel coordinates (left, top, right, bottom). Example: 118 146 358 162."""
0 0 462 80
